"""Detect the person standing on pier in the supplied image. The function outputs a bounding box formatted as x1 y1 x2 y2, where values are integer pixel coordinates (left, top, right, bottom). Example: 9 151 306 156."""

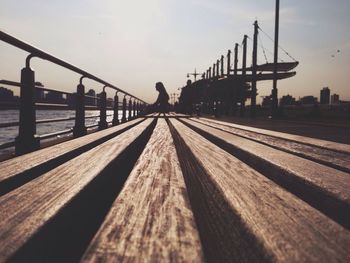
154 82 170 113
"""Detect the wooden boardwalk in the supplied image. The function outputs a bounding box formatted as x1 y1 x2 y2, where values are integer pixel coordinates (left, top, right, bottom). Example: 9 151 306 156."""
0 114 349 263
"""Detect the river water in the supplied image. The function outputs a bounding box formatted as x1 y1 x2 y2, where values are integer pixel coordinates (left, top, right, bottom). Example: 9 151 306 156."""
0 109 129 155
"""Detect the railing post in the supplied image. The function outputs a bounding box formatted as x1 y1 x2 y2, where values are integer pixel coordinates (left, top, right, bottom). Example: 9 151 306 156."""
73 77 87 137
112 91 120 125
133 100 136 118
128 98 132 121
98 86 108 130
121 95 127 123
15 55 40 155
139 103 144 116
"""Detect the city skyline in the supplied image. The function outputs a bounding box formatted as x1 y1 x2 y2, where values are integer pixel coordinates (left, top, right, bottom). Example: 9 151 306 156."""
1 0 350 103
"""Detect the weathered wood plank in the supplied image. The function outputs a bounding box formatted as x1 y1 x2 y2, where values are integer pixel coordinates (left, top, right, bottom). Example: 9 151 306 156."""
82 119 204 263
198 117 350 154
169 118 350 263
192 118 350 173
0 118 155 263
181 118 350 229
0 118 145 196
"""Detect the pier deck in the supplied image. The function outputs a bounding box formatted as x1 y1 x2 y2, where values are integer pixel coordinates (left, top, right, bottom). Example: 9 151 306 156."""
0 114 349 263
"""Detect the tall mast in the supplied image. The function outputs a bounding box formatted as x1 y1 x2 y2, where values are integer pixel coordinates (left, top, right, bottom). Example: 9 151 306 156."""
272 0 280 117
242 35 248 76
234 43 239 75
251 20 258 118
241 35 248 117
227 50 231 76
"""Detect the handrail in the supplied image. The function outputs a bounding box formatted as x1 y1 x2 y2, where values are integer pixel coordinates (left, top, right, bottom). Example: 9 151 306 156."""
0 80 127 102
0 30 147 104
0 31 146 155
0 114 114 128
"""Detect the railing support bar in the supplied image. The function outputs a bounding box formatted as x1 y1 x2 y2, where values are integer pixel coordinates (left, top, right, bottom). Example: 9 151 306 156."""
98 87 108 130
15 55 40 155
112 92 120 125
73 79 87 137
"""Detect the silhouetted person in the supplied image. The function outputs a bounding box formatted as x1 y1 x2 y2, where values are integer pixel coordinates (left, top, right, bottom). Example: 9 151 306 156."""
154 82 169 113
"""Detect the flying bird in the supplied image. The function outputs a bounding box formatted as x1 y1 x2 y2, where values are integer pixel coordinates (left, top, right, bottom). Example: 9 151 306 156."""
331 49 340 58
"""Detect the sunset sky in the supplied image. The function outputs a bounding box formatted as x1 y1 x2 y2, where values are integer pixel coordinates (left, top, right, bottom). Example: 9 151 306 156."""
1 0 350 103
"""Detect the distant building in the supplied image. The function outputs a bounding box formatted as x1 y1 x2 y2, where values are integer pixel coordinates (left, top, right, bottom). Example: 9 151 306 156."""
35 89 45 102
0 87 15 101
86 89 97 106
300 96 318 105
67 93 76 108
320 87 330 104
46 90 65 104
331 94 340 104
280 94 296 106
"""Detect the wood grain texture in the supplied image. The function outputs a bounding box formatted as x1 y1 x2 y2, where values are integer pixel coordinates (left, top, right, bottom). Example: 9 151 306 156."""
169 118 350 263
198 117 350 154
193 118 350 173
181 118 350 229
0 119 154 263
82 119 204 263
0 118 145 191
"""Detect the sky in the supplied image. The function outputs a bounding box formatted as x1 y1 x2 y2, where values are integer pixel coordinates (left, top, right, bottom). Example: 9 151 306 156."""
1 0 350 103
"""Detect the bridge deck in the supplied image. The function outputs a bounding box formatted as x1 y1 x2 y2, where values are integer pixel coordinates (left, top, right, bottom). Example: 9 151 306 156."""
0 114 349 263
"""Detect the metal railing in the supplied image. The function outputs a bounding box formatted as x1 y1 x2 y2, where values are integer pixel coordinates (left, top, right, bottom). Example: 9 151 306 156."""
0 30 147 155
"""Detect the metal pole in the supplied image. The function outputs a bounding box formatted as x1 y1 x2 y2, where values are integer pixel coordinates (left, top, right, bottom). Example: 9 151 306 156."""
272 0 280 117
220 55 224 77
234 43 239 75
128 97 132 121
15 55 40 155
250 21 258 118
121 95 127 123
227 50 231 76
133 100 136 118
216 60 219 77
73 77 87 137
241 35 248 117
98 87 108 130
136 101 139 117
213 63 216 78
112 91 119 125
209 67 212 79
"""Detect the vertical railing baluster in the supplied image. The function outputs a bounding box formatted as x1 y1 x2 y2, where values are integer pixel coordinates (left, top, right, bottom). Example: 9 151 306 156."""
121 95 127 123
113 91 119 125
73 76 87 137
98 86 108 130
133 100 136 118
15 54 40 155
128 98 132 121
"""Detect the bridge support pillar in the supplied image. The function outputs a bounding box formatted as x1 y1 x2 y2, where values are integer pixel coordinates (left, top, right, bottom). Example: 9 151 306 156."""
98 90 108 130
121 97 127 123
73 83 87 137
15 66 40 155
112 92 119 125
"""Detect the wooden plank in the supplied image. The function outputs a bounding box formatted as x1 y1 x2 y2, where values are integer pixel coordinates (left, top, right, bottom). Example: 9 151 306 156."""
192 118 350 173
82 119 204 263
169 118 350 263
0 118 155 263
0 118 145 196
198 117 350 154
180 118 350 229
